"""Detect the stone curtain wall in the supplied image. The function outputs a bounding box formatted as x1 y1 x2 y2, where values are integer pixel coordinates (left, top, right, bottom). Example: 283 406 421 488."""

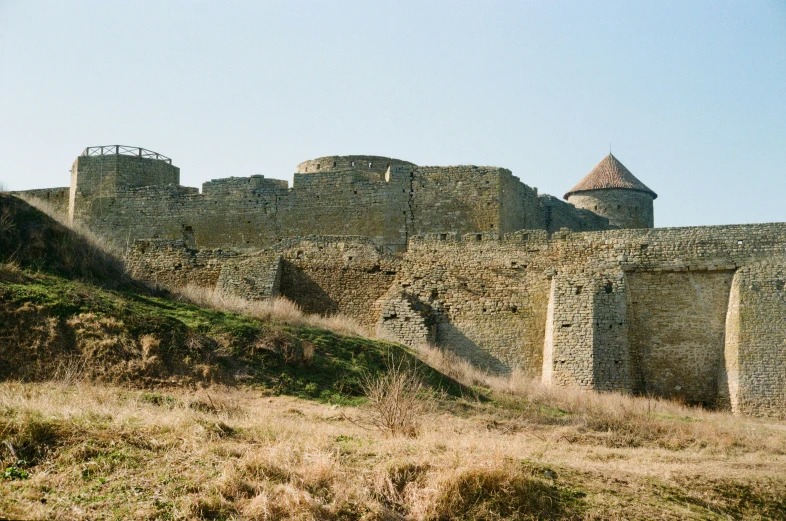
627 270 734 407
126 239 237 289
388 224 786 416
277 169 412 250
539 195 611 233
121 224 786 416
397 231 552 373
410 166 514 235
13 187 70 216
65 154 619 253
273 237 400 331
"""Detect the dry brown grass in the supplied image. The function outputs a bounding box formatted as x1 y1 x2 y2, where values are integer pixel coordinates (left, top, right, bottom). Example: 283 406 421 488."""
0 380 785 520
415 343 786 453
173 283 368 337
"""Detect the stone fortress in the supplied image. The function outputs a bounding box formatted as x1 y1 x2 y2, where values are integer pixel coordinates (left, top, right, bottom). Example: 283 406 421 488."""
18 145 786 418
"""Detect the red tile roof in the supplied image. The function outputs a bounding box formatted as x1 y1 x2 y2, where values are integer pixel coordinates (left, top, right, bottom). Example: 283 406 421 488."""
564 154 657 199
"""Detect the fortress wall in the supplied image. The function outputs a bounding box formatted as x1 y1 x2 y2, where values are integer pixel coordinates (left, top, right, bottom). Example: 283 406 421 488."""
410 167 510 236
398 231 553 373
499 171 543 233
273 237 400 331
73 185 201 250
126 239 237 289
13 187 70 216
215 252 282 301
722 263 786 418
202 176 288 195
73 181 284 250
397 224 786 381
276 170 412 249
121 222 786 415
70 157 609 253
539 195 611 233
626 270 734 406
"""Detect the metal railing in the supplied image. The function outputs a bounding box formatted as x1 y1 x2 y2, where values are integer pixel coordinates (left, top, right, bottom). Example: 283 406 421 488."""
81 145 172 164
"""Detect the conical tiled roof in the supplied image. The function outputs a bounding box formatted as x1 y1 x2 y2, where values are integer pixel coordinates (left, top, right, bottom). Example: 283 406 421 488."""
564 154 657 199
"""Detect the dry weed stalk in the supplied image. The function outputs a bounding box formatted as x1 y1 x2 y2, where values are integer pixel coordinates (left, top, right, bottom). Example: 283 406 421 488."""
358 355 426 437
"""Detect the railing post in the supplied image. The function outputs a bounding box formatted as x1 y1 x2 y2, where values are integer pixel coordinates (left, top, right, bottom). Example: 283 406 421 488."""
115 145 119 156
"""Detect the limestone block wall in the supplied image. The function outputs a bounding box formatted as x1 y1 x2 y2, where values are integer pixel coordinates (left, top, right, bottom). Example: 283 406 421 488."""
13 187 70 217
66 151 614 252
567 189 654 229
215 252 282 300
542 269 631 391
539 195 612 233
121 223 786 416
499 170 543 233
410 166 519 236
125 239 237 289
73 185 202 251
376 289 436 346
391 224 786 408
272 237 400 331
627 270 734 406
276 169 412 250
394 231 553 374
721 262 786 417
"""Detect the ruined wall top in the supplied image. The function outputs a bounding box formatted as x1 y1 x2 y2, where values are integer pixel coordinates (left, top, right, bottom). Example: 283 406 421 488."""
295 155 416 175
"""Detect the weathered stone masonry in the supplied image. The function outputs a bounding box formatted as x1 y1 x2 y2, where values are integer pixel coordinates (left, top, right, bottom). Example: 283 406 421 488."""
18 146 786 417
38 149 614 252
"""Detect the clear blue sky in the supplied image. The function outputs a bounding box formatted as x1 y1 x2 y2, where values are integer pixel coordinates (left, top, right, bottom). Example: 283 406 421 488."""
1 1 784 227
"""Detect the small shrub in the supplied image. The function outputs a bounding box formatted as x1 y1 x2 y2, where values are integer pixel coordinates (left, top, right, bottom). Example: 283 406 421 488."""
360 355 425 437
3 464 29 481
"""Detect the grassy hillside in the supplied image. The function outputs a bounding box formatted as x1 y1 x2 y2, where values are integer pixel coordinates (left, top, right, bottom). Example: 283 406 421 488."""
0 194 463 400
1 194 786 520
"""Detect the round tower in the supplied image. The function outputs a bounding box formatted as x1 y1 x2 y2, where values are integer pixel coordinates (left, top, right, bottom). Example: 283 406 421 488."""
564 153 656 229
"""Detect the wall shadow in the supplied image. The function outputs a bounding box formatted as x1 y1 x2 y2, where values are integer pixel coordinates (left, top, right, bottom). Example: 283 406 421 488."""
279 260 340 316
436 320 511 374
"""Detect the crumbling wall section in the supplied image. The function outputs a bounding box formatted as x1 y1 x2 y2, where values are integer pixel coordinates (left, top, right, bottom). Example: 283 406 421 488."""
376 289 436 346
215 251 282 300
126 239 236 289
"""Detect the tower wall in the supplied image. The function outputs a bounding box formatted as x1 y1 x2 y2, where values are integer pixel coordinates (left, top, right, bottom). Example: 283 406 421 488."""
296 155 415 175
69 155 180 223
567 189 654 229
